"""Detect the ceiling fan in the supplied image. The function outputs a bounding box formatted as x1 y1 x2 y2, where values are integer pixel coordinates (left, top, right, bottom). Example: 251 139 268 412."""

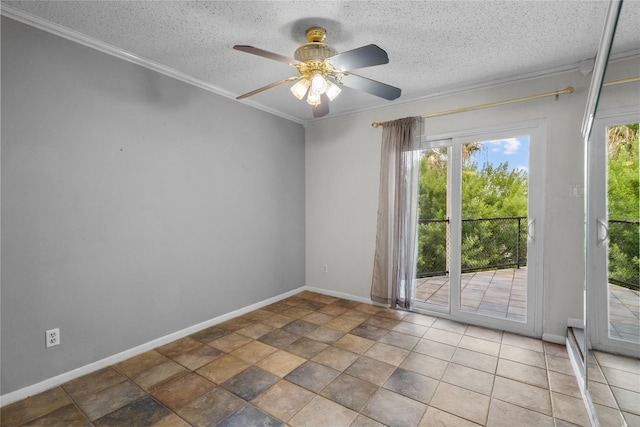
233 26 401 118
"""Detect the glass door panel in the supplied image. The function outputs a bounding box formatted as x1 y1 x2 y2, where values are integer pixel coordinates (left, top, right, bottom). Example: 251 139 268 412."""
459 137 530 322
415 147 450 312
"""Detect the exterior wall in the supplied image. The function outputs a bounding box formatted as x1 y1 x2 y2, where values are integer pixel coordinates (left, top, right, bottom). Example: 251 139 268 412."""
1 17 305 395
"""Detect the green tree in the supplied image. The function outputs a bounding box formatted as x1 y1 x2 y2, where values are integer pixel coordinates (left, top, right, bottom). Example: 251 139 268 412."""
607 124 639 290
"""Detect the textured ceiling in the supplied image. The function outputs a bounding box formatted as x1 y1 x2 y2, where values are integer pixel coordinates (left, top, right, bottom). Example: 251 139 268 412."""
2 1 639 124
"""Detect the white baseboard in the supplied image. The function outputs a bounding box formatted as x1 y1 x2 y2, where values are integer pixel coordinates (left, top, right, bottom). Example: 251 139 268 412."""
302 286 379 306
0 286 306 407
542 333 566 344
567 317 584 329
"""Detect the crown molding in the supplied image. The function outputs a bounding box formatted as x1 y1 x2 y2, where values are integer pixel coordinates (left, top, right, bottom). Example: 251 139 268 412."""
0 5 306 125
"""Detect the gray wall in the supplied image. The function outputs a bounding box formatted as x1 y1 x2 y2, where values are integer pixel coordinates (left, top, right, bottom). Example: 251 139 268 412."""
1 17 305 395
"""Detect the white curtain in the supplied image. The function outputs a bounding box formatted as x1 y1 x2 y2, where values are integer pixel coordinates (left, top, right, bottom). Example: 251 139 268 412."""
371 116 422 310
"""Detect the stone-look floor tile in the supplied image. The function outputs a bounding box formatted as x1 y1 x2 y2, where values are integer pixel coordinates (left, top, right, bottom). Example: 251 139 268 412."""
281 306 314 319
548 371 581 399
602 366 640 392
611 386 640 414
319 304 350 316
16 404 87 427
242 308 276 322
345 356 396 387
173 345 223 370
320 373 378 412
451 348 498 374
413 339 456 361
301 312 334 325
283 337 328 359
323 317 363 333
151 413 192 427
623 411 640 426
354 303 382 315
593 404 629 427
333 334 376 354
364 315 401 330
285 361 341 393
289 396 358 427
403 313 439 327
255 350 306 377
465 325 503 343
236 323 275 339
486 398 554 427
459 335 501 357
197 354 250 384
62 367 127 401
221 366 280 401
230 340 278 364
499 344 546 368
132 360 189 392
349 323 389 341
252 380 315 423
392 321 429 337
297 299 327 312
304 326 345 344
418 406 481 427
331 299 360 309
209 332 253 352
258 329 300 349
261 314 295 329
340 310 373 323
351 414 387 427
551 392 590 426
217 404 283 427
442 363 495 396
429 382 490 425
492 376 552 416
496 358 548 389
189 327 230 344
432 318 469 334
501 332 543 352
424 328 463 346
217 317 255 331
378 330 420 351
383 367 438 404
543 342 569 358
177 387 245 427
362 388 427 427
114 350 168 378
151 372 215 411
156 336 202 358
363 342 409 366
282 319 319 336
94 395 169 427
75 380 146 421
400 352 449 380
546 354 574 375
595 350 640 374
311 346 359 371
587 379 619 408
1 387 72 427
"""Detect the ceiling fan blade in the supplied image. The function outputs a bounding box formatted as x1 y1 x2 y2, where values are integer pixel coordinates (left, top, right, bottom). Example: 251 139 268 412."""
337 73 401 100
329 44 389 71
236 76 301 100
233 45 300 66
312 94 330 118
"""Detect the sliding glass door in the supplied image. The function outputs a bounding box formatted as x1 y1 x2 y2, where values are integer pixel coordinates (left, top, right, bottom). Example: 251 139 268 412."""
587 111 639 357
414 123 545 336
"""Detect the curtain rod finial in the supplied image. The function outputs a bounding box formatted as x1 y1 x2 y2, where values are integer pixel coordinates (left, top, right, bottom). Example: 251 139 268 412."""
372 121 383 128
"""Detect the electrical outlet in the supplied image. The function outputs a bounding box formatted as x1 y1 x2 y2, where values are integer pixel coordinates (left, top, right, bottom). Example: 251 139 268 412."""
46 328 60 348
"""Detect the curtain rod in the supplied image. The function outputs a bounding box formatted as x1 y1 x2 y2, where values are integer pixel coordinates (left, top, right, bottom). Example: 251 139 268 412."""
371 75 640 128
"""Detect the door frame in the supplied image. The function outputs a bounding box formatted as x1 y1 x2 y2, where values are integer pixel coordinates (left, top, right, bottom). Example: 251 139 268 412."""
587 107 640 357
415 120 546 338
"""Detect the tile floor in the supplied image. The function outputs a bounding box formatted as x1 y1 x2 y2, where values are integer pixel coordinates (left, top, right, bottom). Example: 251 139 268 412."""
2 291 595 426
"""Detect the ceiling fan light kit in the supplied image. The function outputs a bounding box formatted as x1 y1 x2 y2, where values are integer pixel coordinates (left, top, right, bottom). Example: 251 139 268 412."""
234 26 401 117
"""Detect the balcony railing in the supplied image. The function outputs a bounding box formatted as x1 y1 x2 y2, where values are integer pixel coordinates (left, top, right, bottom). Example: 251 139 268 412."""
417 216 639 292
417 216 527 278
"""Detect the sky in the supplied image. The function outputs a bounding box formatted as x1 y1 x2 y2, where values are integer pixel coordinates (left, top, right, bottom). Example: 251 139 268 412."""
468 135 529 174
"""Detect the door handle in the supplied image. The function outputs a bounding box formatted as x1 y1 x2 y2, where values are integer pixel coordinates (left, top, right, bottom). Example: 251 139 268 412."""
527 219 535 244
596 218 609 247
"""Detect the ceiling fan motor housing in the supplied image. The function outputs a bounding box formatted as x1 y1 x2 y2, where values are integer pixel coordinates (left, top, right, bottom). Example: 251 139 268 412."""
294 27 337 62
